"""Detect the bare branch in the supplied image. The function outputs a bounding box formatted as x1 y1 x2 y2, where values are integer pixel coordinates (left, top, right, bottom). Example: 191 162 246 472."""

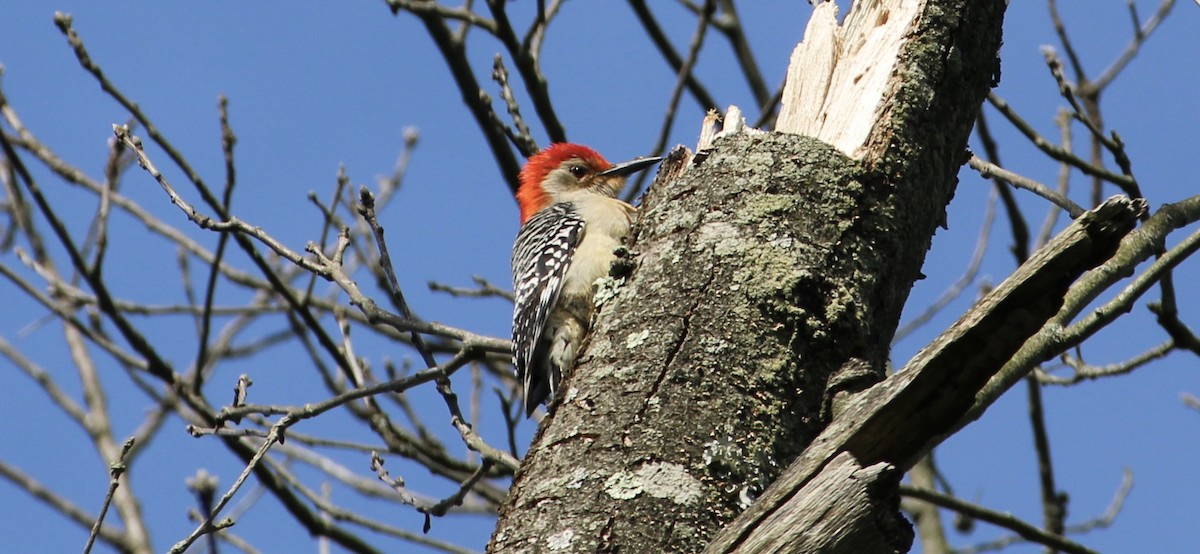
429 275 514 301
392 5 522 192
968 155 1084 218
627 0 716 202
491 55 539 156
986 93 1137 192
84 438 136 554
0 460 130 550
900 485 1098 554
970 197 1199 422
1040 47 1140 198
484 0 567 143
627 0 720 111
711 0 770 107
1038 339 1175 385
1094 0 1175 89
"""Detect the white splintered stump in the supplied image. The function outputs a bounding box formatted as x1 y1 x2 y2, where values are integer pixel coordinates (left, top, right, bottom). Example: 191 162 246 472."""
776 0 920 158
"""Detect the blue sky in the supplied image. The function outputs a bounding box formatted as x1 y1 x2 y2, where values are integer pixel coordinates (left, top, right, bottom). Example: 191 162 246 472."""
1 2 1197 553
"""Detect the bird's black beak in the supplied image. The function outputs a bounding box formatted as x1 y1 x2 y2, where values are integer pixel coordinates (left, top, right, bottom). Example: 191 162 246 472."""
599 156 663 177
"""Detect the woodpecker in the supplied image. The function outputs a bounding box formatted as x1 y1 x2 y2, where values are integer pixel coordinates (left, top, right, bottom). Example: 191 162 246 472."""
511 143 661 417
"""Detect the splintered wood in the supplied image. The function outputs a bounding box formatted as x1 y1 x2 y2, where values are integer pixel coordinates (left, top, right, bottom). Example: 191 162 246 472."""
777 0 919 158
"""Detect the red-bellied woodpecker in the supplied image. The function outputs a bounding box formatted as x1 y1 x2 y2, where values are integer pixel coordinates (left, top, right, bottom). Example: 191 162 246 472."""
511 143 661 417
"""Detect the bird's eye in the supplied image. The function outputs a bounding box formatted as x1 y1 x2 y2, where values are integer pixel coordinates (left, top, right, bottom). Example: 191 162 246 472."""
568 165 588 178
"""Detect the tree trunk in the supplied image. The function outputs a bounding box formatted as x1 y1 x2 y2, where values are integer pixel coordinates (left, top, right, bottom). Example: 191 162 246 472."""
490 1 1008 552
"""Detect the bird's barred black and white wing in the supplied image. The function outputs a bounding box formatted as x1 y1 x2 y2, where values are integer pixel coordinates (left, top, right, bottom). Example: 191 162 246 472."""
511 203 584 416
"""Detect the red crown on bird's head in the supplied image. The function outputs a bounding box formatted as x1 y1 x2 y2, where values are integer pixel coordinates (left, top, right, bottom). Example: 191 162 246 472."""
516 143 612 224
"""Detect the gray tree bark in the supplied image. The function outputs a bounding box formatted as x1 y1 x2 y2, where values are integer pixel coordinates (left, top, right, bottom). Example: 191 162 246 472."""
490 1 1010 552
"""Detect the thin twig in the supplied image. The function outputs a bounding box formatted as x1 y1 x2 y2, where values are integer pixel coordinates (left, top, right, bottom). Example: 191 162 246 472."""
396 5 522 191
171 350 483 553
974 110 1030 263
58 13 359 386
429 275 514 301
900 485 1099 554
194 95 239 392
626 0 720 111
83 438 136 554
1093 0 1175 90
484 0 566 143
1038 339 1175 385
492 55 539 157
968 155 1084 218
711 0 769 107
1040 47 1141 200
986 93 1137 192
625 0 715 203
1036 109 1074 248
